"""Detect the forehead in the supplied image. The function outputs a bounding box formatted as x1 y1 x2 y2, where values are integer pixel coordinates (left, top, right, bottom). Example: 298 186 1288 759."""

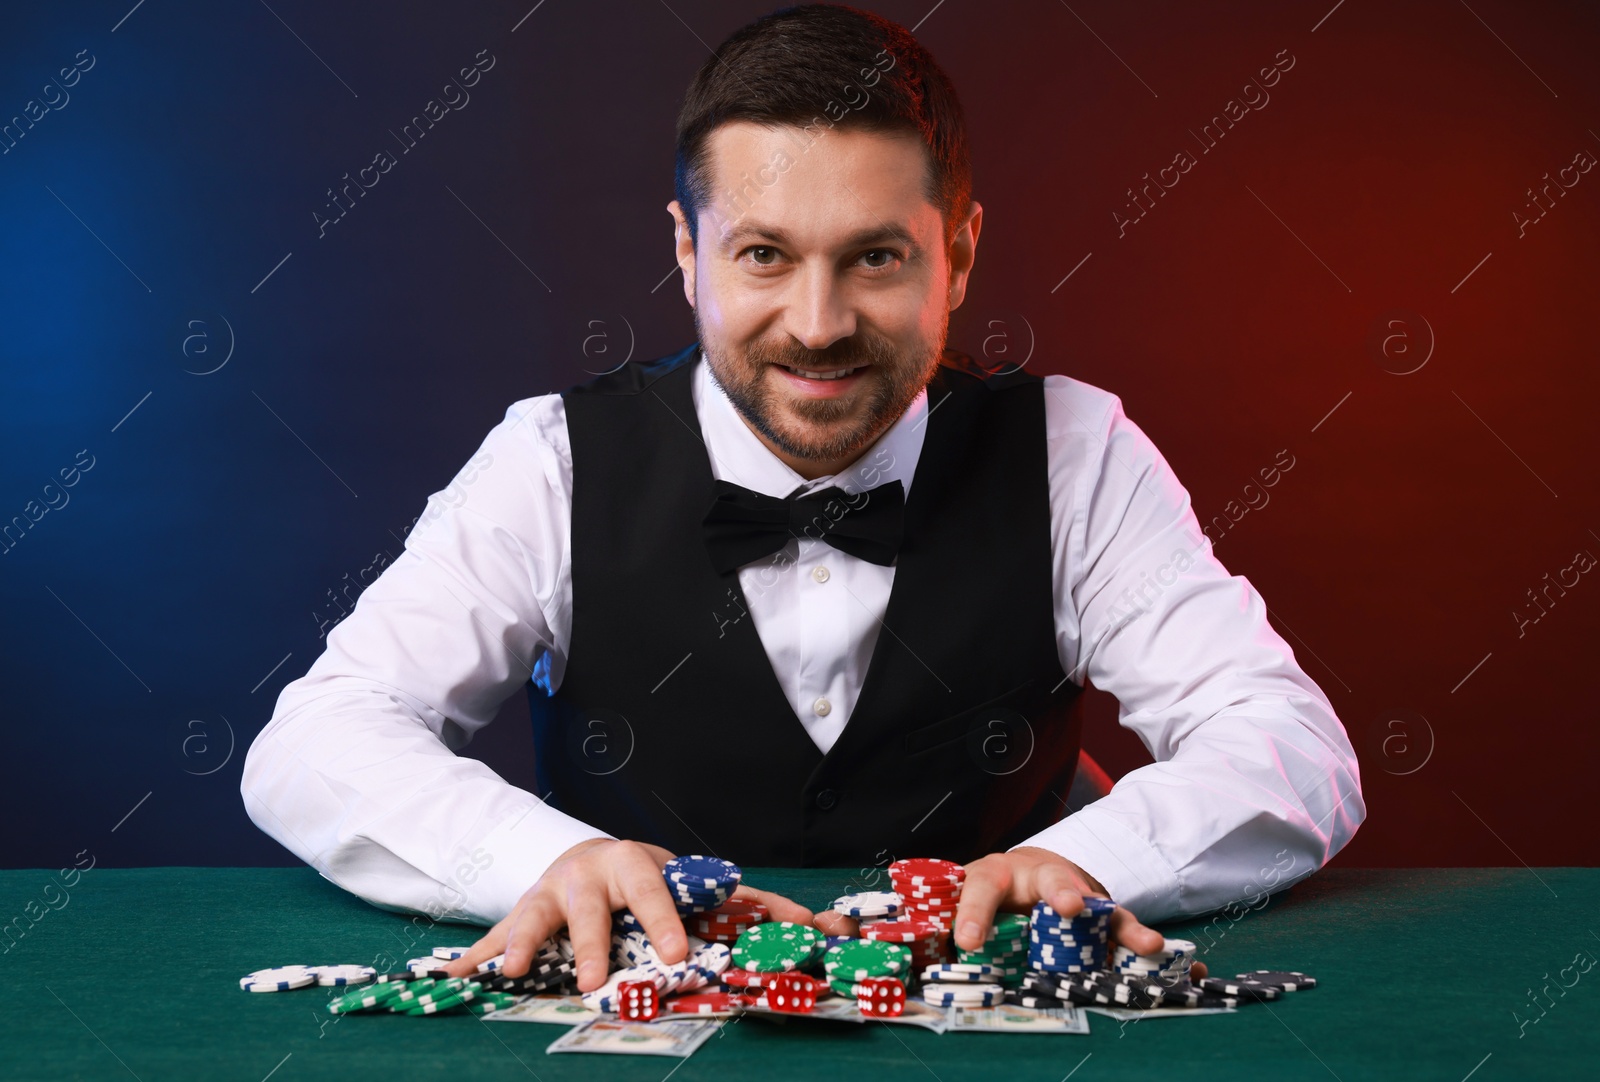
700 121 938 244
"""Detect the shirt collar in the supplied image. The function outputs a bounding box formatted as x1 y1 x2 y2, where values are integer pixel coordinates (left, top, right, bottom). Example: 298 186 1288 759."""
692 347 927 500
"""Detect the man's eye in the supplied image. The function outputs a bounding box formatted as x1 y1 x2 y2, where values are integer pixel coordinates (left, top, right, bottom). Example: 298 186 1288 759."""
862 250 899 269
746 247 778 265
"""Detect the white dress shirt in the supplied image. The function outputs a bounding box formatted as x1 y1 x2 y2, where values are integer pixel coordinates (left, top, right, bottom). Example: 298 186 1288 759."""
241 353 1365 926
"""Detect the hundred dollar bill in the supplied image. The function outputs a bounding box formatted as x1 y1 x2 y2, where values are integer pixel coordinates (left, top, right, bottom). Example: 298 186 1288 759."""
482 995 591 1025
545 1016 720 1057
950 1003 1090 1034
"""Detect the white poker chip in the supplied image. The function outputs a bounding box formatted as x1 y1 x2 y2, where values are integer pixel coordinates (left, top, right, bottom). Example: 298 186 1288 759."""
475 954 506 974
432 946 472 960
832 891 904 918
313 965 376 987
920 982 1005 1006
240 966 315 992
921 963 1000 984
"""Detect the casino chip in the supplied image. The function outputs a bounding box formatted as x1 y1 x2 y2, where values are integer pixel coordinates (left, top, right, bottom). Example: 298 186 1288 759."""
823 940 910 981
831 891 903 919
921 963 1000 984
1201 976 1284 1001
240 966 315 992
1236 970 1317 992
921 983 1004 1007
313 965 375 987
667 991 747 1015
732 922 823 972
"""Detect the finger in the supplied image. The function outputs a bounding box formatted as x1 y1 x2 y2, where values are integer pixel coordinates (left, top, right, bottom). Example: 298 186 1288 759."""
623 861 688 966
563 880 616 993
812 909 858 938
1106 905 1164 955
1032 861 1089 921
501 891 565 979
440 922 506 979
953 856 1012 953
733 884 813 926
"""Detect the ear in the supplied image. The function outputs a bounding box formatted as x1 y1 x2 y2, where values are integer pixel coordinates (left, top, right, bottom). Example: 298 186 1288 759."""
667 200 697 308
945 199 983 311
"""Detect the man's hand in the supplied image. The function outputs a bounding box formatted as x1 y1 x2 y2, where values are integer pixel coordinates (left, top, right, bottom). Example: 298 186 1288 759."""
440 839 819 991
951 846 1207 980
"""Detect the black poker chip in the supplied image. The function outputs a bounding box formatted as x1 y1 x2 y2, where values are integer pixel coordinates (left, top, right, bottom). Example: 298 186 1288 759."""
1235 970 1316 992
1200 976 1282 1001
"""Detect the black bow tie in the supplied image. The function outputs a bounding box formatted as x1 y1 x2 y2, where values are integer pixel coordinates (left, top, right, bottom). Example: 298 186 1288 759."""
702 478 906 575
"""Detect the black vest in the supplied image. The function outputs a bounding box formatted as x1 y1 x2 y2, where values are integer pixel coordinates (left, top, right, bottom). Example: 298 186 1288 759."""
526 342 1084 866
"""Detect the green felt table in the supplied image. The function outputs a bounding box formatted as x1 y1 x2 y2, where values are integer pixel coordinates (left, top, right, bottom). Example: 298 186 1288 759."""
1 867 1594 1081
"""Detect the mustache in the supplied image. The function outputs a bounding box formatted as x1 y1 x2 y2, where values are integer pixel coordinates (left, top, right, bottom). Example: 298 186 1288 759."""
745 336 897 369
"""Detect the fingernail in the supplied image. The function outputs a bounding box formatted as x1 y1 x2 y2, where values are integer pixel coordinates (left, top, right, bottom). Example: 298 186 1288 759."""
578 959 601 982
959 920 980 943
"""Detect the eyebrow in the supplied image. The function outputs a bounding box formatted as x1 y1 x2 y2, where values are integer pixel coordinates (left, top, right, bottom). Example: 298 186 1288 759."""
719 221 924 258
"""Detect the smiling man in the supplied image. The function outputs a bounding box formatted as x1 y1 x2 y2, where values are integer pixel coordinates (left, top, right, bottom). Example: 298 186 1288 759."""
242 4 1363 993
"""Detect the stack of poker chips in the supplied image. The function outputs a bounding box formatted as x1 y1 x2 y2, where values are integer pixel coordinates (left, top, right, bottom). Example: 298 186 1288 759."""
955 912 1030 989
1014 966 1250 1010
1110 937 1196 988
730 921 825 973
861 918 948 980
1028 898 1114 973
822 939 911 999
918 962 1006 1007
888 858 964 942
581 941 732 1013
664 855 742 915
336 976 518 1016
1199 970 1318 1002
690 897 768 944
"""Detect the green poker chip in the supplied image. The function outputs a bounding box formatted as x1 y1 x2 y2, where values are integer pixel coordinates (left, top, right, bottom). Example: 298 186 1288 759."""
731 922 823 972
822 940 910 981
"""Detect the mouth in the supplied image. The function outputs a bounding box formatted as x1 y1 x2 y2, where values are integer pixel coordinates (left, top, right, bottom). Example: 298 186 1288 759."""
776 363 867 381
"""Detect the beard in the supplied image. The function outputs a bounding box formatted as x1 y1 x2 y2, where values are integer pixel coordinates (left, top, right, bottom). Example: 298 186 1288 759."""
696 308 947 466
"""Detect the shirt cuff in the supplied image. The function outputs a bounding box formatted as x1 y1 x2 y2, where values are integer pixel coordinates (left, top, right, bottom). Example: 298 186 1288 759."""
467 801 615 924
1011 804 1182 922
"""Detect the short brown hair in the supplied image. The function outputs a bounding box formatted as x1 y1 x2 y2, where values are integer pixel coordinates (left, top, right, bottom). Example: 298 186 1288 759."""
674 3 972 250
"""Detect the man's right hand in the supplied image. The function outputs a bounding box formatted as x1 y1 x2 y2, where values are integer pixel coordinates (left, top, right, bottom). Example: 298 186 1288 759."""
440 839 822 992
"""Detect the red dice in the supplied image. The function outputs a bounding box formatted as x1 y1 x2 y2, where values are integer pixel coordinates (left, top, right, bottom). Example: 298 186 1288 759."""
856 977 905 1017
767 973 817 1013
617 980 658 1021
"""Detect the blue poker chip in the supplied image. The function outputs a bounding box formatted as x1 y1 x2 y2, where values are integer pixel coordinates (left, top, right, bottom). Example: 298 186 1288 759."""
664 855 742 890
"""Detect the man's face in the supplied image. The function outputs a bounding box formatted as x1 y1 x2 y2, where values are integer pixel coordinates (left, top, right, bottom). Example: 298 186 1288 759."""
672 122 980 476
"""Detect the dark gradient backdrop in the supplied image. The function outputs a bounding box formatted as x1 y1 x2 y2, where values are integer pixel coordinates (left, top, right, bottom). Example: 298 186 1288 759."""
2 1 1596 875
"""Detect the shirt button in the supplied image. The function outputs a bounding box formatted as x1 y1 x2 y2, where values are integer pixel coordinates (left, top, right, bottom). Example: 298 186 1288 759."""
815 789 839 810
813 697 832 717
812 566 830 583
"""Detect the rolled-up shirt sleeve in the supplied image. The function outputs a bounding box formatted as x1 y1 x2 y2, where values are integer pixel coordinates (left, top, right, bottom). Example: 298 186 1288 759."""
240 395 611 926
1017 376 1366 922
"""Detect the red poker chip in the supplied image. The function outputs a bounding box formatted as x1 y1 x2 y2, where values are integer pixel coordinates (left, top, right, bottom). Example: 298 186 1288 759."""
888 858 965 883
863 919 944 943
720 969 777 989
666 992 747 1015
701 898 769 921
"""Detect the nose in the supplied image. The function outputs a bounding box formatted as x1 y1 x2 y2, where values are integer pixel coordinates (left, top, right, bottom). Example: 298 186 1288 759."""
785 264 856 351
